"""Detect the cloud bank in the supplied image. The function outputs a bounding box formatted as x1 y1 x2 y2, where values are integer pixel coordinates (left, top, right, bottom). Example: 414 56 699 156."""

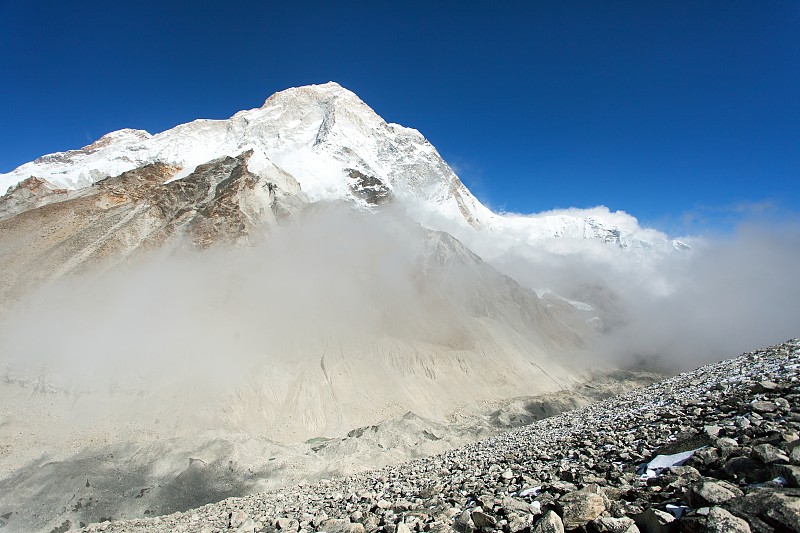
0 201 797 400
450 210 800 370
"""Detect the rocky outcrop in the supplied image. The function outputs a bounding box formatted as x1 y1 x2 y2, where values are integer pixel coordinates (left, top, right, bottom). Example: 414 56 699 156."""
0 151 306 307
0 176 68 221
346 169 391 206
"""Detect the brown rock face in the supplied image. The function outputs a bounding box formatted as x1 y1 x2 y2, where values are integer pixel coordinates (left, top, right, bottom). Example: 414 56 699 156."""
0 176 69 221
0 150 305 307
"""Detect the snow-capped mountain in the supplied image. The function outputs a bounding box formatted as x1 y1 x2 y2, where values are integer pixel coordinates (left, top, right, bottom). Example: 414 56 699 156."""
0 83 697 533
0 82 683 253
0 82 490 229
0 84 597 443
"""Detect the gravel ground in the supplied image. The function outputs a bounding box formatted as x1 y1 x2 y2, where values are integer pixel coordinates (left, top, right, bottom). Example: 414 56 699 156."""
73 339 799 533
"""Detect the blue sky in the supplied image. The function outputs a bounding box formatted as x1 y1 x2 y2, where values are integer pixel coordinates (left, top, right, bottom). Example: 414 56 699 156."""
1 1 798 235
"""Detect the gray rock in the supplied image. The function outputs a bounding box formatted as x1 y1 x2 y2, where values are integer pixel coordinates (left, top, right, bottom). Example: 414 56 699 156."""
507 512 535 532
376 499 392 509
276 517 300 531
715 437 739 450
751 400 778 413
751 443 790 464
685 479 743 507
594 516 640 532
724 488 800 532
724 456 772 483
454 509 475 533
706 507 750 533
531 510 564 533
319 518 366 533
791 446 800 465
633 508 674 533
360 512 380 531
470 510 496 530
230 510 249 528
675 515 706 533
753 380 781 393
502 496 532 514
557 490 605 529
235 518 257 533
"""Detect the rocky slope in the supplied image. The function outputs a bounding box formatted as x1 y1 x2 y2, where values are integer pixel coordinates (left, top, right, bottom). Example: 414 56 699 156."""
64 339 800 533
0 369 657 533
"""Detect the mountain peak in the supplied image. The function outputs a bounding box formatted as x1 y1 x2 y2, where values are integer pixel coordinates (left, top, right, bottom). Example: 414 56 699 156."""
260 81 354 109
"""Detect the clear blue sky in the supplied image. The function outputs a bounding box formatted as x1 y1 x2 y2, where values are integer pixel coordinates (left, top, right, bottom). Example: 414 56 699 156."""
1 1 798 235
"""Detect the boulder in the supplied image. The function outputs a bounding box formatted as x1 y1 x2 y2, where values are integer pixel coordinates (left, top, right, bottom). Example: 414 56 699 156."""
557 490 605 529
723 456 772 483
706 507 750 533
685 479 743 507
751 443 790 464
724 488 800 532
633 508 675 533
275 517 299 531
471 510 496 530
532 510 564 533
752 381 781 393
319 519 367 533
230 510 249 528
507 512 535 532
454 509 475 533
594 515 640 532
751 400 778 414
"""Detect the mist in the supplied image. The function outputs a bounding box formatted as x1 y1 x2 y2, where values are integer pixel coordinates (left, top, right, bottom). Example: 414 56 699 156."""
449 213 800 370
1 202 798 404
0 207 451 396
